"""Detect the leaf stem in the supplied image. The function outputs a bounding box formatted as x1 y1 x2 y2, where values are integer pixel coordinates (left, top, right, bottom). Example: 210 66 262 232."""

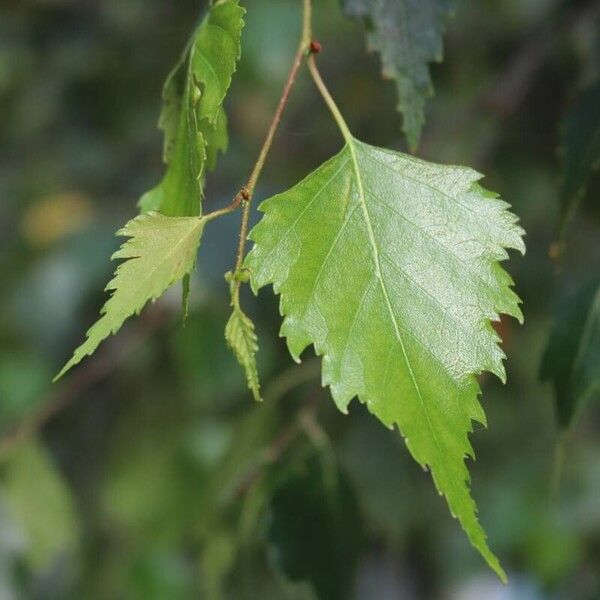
307 54 353 145
231 0 313 284
203 195 243 222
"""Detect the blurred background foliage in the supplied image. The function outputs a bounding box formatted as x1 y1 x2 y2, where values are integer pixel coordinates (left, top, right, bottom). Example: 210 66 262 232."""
0 0 599 598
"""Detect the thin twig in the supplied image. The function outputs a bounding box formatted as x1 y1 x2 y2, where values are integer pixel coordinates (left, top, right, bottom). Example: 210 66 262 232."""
231 0 313 290
225 365 322 502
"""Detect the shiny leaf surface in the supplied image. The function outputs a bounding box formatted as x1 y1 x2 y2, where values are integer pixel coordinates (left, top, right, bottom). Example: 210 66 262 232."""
246 138 525 579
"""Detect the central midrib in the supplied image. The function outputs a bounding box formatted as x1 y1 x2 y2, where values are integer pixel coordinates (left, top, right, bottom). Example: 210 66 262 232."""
345 139 444 460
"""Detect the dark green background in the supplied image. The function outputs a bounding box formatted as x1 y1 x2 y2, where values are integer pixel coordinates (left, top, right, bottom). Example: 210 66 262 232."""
0 0 599 598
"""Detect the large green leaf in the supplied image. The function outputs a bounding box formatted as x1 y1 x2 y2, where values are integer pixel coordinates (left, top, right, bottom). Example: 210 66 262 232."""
55 212 207 379
541 279 600 429
558 81 600 237
342 0 453 151
246 138 524 579
139 0 244 217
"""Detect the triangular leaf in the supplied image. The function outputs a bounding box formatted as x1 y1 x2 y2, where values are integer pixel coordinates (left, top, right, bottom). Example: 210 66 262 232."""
342 0 453 151
139 0 244 217
55 212 207 379
246 138 524 579
541 279 600 429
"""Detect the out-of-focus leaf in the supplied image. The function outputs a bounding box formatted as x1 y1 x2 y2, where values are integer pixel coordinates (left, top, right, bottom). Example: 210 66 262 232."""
139 0 244 216
170 307 247 402
200 530 236 600
102 418 192 539
128 550 192 600
559 81 600 237
55 212 207 379
341 0 453 151
247 139 525 580
267 452 363 600
2 439 78 568
0 354 50 434
541 279 600 429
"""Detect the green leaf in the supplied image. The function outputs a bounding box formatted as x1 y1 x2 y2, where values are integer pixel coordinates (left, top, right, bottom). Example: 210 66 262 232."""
3 439 79 568
541 279 600 429
267 452 363 600
246 138 525 579
55 212 207 379
139 0 244 217
342 0 453 151
559 81 600 237
225 303 262 402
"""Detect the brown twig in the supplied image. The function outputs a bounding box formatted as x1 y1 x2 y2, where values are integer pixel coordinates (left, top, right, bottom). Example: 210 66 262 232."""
231 0 313 292
0 0 318 460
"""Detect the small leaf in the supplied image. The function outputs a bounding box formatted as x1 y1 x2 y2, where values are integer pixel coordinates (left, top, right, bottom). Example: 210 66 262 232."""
225 302 261 401
246 138 524 579
55 212 207 379
342 0 453 151
139 0 245 217
541 279 600 429
558 80 600 237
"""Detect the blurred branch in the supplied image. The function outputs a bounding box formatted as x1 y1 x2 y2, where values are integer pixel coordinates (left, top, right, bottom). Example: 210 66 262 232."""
422 0 600 162
225 363 322 502
482 0 600 116
0 307 167 461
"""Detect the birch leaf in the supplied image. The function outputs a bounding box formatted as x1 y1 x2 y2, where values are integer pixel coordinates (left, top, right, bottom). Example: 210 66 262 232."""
55 213 207 379
139 0 244 217
246 138 525 579
342 0 453 151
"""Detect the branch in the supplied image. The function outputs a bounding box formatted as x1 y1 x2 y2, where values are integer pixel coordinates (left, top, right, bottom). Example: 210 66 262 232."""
231 0 313 290
224 364 322 502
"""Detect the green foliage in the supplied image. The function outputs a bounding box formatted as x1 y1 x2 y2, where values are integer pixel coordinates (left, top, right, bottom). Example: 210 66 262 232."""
47 0 536 588
541 279 600 429
0 354 50 433
55 213 207 379
342 0 453 151
2 439 78 568
139 0 245 217
559 80 600 237
8 0 600 596
225 303 261 402
246 138 524 578
267 452 363 600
